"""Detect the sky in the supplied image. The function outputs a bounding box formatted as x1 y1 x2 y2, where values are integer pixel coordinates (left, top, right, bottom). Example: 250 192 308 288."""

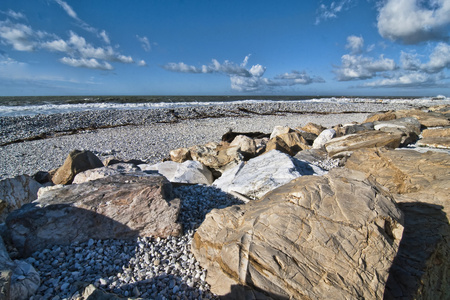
0 0 450 96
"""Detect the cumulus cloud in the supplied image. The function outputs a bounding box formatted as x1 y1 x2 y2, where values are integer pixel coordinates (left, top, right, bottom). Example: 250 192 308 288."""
362 71 446 88
163 56 324 92
377 0 450 44
138 60 147 67
401 42 450 73
0 20 35 51
334 54 397 81
315 0 355 24
60 57 113 70
346 35 364 54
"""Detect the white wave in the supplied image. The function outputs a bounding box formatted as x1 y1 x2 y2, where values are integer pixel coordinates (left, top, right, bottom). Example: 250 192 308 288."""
1 96 448 117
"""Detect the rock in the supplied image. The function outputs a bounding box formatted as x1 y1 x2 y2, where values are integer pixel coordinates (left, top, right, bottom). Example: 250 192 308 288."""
417 127 450 148
31 171 51 184
373 117 421 146
139 160 214 185
298 122 326 136
344 148 450 299
269 126 291 139
324 131 403 157
72 163 143 184
293 130 317 145
6 175 181 256
230 135 257 159
312 129 335 149
103 158 146 166
264 136 294 156
0 175 42 223
343 122 374 135
394 109 450 128
213 150 326 200
189 142 244 176
193 168 404 299
221 130 269 143
51 150 104 185
364 111 397 123
169 147 192 163
1 236 40 300
275 132 310 155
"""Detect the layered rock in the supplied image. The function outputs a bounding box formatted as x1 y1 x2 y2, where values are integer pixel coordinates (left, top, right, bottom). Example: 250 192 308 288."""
417 127 450 148
51 150 104 185
213 150 326 200
72 163 143 184
193 168 404 299
345 148 450 299
0 175 42 223
6 175 181 256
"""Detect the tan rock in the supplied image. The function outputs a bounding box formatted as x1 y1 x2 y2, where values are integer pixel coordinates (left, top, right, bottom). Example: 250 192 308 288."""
264 136 293 156
265 132 310 156
169 147 191 163
417 127 450 148
7 175 181 256
230 135 257 159
269 126 291 139
364 110 396 123
298 122 326 136
394 109 450 127
52 150 104 185
193 168 404 299
324 131 403 156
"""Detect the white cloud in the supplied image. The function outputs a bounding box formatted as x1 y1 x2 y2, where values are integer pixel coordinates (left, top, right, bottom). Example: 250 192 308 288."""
334 54 397 81
60 57 113 70
1 10 26 20
401 42 450 73
163 57 324 92
42 39 71 52
54 0 78 20
315 0 355 24
363 71 446 88
138 60 147 67
0 21 35 51
100 30 110 44
377 0 450 44
136 35 151 52
346 35 364 54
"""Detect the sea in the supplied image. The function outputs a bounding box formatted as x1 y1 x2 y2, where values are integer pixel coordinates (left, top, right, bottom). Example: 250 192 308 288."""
0 95 448 118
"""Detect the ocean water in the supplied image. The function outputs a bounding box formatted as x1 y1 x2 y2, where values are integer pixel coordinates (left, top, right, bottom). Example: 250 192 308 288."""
0 95 448 117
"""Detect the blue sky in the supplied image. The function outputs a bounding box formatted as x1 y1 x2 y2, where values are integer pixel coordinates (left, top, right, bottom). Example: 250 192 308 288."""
1 0 449 96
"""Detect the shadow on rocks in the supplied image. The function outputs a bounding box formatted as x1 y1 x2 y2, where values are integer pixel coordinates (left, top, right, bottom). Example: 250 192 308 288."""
384 202 450 299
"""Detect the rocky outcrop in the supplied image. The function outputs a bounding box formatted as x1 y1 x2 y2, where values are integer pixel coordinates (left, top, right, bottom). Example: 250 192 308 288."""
0 175 42 223
324 130 403 157
394 109 450 128
344 148 450 299
51 150 104 185
193 168 404 299
213 150 326 200
139 160 214 185
417 127 450 148
6 175 181 256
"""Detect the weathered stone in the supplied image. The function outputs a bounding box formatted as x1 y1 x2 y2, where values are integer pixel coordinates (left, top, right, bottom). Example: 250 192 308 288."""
213 150 326 200
103 158 146 167
221 130 269 143
73 163 143 184
343 122 374 135
364 111 397 123
324 131 403 156
374 117 421 135
0 175 42 223
189 142 244 175
1 236 40 300
230 135 257 159
269 126 291 139
277 132 310 154
312 129 336 149
344 148 450 299
169 147 192 163
394 109 450 127
139 160 214 185
52 150 104 185
6 175 181 256
31 171 51 184
194 168 404 299
264 136 294 156
294 148 328 165
298 122 326 136
294 129 317 145
418 127 450 148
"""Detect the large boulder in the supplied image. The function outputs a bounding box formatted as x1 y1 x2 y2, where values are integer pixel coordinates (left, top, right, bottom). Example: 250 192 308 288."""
417 127 450 149
139 160 214 185
72 163 143 184
324 131 403 157
6 175 181 256
265 132 310 156
345 148 450 299
312 129 336 149
0 175 42 223
52 150 104 185
213 150 326 200
193 168 404 299
230 135 257 159
394 109 450 128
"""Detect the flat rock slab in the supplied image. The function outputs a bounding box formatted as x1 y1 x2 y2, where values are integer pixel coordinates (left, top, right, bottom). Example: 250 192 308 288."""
6 175 181 256
324 130 403 156
194 168 404 299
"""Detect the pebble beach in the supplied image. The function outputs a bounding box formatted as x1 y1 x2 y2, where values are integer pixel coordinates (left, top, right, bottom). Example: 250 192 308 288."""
0 99 445 299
